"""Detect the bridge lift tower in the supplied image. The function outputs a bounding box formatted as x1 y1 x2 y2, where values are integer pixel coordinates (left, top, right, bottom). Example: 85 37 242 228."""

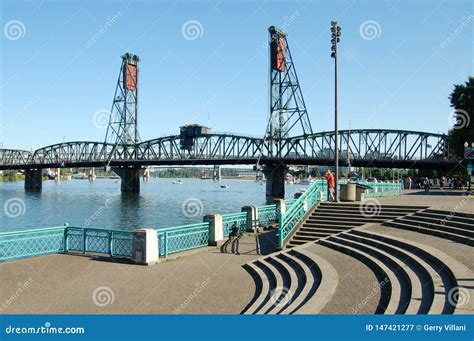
105 53 144 192
262 26 314 202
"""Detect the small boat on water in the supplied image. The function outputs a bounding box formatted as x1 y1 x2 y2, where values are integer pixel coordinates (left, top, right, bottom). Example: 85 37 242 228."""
220 184 230 189
172 180 183 185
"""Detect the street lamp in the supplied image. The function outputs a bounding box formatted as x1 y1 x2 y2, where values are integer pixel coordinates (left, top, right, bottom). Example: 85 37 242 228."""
331 21 341 201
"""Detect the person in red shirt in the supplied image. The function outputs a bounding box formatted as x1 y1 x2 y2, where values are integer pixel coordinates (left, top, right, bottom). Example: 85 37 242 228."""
326 170 335 201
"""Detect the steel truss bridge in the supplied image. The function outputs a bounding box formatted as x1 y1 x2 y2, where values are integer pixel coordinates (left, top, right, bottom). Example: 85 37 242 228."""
0 129 455 171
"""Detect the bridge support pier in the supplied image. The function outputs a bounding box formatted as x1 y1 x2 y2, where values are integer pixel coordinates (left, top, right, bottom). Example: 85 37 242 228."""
24 169 42 191
262 164 287 203
113 167 143 192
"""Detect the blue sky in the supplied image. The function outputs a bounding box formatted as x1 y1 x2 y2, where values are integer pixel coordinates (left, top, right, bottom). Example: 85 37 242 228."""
0 0 472 150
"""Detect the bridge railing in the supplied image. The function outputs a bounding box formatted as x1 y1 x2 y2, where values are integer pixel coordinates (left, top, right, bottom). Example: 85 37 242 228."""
257 204 277 226
0 226 66 261
64 226 133 257
360 182 403 197
222 212 248 236
278 181 324 248
157 222 210 257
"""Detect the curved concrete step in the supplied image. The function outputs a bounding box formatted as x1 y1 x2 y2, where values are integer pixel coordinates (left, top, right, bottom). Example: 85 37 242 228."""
241 261 270 314
290 248 338 314
323 236 404 314
417 211 474 225
257 258 285 314
277 251 318 314
318 238 393 314
396 217 474 237
404 214 474 231
240 263 263 314
339 233 434 314
265 256 295 314
383 221 473 246
424 209 474 220
351 230 461 314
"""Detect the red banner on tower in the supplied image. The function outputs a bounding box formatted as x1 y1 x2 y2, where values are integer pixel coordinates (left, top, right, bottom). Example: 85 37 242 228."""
271 37 286 72
123 64 137 91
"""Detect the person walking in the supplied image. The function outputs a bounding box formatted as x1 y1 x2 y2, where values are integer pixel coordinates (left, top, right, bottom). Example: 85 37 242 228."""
326 170 336 201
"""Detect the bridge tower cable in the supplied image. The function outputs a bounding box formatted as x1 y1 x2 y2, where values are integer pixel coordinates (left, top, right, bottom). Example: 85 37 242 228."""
105 53 141 164
264 26 313 157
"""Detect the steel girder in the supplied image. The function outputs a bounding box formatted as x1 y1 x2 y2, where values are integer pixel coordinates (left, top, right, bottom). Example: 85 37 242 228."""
0 130 452 170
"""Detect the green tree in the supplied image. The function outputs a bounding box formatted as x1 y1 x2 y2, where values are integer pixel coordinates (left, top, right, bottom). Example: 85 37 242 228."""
448 77 474 160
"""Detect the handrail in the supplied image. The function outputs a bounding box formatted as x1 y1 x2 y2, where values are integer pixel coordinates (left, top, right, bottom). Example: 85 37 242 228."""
278 181 323 248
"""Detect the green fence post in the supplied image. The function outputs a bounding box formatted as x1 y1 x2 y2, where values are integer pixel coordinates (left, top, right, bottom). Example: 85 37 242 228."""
83 228 87 254
278 212 284 248
109 231 113 256
63 223 69 252
164 231 168 257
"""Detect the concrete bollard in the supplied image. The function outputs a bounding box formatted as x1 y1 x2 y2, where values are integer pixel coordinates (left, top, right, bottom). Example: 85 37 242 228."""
132 228 159 265
242 205 258 232
204 214 223 246
273 199 286 216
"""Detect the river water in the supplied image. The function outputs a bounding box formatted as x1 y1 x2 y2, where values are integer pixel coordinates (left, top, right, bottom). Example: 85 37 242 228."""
0 178 306 232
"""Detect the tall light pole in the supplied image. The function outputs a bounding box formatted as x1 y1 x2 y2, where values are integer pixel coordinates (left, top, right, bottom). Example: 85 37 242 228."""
331 21 341 201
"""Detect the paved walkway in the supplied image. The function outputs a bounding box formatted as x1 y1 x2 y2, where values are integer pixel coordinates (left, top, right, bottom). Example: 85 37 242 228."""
0 233 274 314
376 189 473 213
0 190 472 314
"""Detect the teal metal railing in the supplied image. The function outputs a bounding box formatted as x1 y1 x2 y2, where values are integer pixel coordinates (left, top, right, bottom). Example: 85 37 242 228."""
222 212 247 236
358 182 403 197
0 226 66 261
256 204 277 226
278 181 323 248
65 227 133 257
157 222 210 257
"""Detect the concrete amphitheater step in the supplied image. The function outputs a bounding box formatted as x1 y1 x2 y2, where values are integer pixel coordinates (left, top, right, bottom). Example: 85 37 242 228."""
241 248 338 314
313 207 421 215
304 219 361 226
351 229 471 314
401 214 474 232
395 217 474 238
338 232 435 314
423 209 474 220
256 258 285 314
288 248 338 314
416 211 474 225
241 262 269 314
299 227 348 234
383 220 474 246
318 203 427 210
312 212 406 220
318 238 394 314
